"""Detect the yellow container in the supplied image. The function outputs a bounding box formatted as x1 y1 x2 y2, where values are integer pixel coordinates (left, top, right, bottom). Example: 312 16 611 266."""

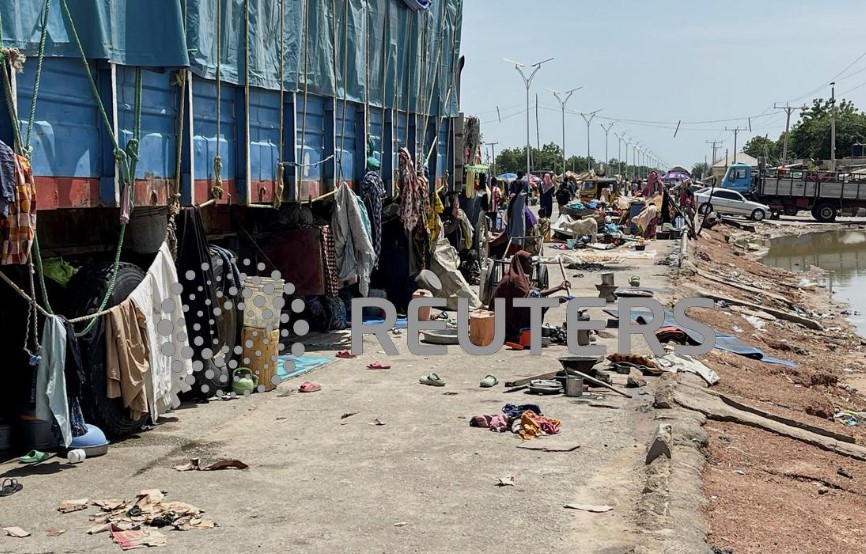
241 326 280 392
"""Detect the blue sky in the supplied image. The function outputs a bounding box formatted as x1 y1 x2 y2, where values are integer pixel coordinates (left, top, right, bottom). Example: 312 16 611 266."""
459 0 866 170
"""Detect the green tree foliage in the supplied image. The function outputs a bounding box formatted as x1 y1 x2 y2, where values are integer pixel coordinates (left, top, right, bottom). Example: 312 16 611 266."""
691 162 710 179
743 136 780 164
788 98 866 161
493 141 656 176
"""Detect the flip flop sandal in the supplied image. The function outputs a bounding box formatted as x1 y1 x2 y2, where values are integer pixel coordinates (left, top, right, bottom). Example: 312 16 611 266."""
367 362 391 370
298 381 322 393
335 350 357 359
479 375 498 388
0 479 22 497
419 373 445 387
19 450 49 464
505 342 524 351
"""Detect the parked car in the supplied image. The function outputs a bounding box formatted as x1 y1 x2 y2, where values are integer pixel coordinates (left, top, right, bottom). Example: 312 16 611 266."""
695 188 770 221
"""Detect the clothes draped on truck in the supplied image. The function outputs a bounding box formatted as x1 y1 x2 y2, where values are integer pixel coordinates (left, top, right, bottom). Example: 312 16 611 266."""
1 154 37 265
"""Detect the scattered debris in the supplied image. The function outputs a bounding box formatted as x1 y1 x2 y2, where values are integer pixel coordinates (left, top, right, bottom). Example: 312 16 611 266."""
564 503 613 513
340 412 359 420
174 458 249 472
58 498 89 513
46 527 66 537
393 521 409 527
496 476 515 487
3 527 30 538
734 469 746 476
112 529 168 550
370 419 386 426
837 467 854 479
87 524 112 535
627 368 647 388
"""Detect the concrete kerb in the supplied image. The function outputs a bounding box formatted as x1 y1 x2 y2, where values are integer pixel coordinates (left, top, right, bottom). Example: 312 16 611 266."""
635 371 712 554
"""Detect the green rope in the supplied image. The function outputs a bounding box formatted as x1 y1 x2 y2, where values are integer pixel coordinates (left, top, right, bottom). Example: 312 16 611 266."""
24 0 52 156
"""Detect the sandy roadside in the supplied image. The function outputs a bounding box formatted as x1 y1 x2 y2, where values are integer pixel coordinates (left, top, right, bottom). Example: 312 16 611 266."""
675 218 866 554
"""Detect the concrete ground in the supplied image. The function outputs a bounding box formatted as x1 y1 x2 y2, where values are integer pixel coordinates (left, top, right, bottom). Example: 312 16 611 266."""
0 239 675 554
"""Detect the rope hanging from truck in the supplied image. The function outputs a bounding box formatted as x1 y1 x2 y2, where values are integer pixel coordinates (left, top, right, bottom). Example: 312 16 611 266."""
0 0 143 338
211 0 224 200
273 0 286 209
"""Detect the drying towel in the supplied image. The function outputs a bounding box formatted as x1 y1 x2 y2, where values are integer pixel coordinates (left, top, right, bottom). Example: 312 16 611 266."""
129 242 194 420
519 410 561 440
105 300 150 420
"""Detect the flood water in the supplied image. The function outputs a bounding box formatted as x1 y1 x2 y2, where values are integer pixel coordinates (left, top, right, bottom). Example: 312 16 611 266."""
762 229 866 334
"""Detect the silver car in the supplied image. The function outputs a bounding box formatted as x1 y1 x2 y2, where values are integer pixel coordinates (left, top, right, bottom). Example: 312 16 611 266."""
694 188 770 221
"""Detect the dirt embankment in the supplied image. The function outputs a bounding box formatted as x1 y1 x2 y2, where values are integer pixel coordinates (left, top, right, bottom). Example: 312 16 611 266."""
675 222 866 554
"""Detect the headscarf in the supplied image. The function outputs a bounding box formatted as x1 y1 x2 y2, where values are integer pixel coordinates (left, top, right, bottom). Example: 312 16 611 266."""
542 173 554 193
490 251 534 339
491 251 532 304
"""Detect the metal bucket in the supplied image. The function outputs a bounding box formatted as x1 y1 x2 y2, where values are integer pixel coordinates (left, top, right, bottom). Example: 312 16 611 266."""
565 376 584 397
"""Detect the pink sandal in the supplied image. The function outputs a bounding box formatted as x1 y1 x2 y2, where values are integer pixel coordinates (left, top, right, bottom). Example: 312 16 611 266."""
367 362 391 370
298 381 322 393
335 350 357 359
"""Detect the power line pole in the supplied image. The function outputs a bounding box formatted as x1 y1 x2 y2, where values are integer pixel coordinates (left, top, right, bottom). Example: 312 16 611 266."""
706 139 722 174
774 102 807 164
484 141 498 175
830 81 837 172
725 127 745 164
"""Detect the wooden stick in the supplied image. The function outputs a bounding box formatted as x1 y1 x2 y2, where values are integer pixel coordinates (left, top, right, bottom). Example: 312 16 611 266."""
570 370 632 398
504 370 561 388
558 256 571 296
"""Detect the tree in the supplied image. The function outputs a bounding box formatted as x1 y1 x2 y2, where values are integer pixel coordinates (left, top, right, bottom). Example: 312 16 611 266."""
788 98 866 161
691 162 709 180
489 142 564 175
743 136 780 164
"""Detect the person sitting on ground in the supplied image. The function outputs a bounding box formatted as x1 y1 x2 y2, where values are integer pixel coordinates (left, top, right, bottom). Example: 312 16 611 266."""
633 201 658 239
489 251 570 341
603 215 619 234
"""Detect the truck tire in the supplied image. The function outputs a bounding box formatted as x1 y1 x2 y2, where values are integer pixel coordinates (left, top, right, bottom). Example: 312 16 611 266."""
750 209 766 222
698 202 713 216
783 206 798 216
812 202 837 223
67 262 149 439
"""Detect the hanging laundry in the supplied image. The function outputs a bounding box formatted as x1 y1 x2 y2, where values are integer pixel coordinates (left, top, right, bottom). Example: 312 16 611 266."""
35 316 72 447
397 148 429 233
1 155 36 265
360 169 385 266
129 242 194 420
105 301 150 421
0 139 16 218
320 225 341 297
332 183 375 296
428 189 444 243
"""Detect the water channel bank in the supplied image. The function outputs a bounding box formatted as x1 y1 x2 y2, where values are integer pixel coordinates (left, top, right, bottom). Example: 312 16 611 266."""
763 227 866 335
672 219 866 553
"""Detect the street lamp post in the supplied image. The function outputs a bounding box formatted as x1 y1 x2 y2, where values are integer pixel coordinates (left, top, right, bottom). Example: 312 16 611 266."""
600 121 617 171
624 136 633 182
504 57 554 186
547 86 582 178
580 109 602 172
614 131 627 180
